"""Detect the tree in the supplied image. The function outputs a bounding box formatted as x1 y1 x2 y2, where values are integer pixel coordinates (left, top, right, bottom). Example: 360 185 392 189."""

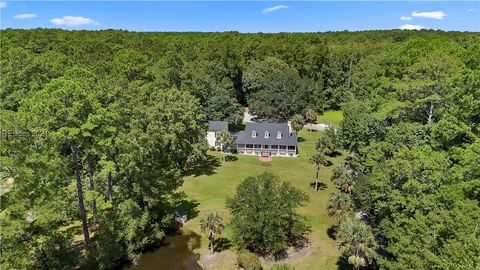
305 108 317 131
334 170 355 195
24 78 95 246
338 99 383 154
309 150 328 192
200 212 225 253
315 135 336 156
331 164 346 182
337 218 377 270
290 114 304 135
327 191 353 223
217 130 233 163
244 57 314 120
226 172 310 256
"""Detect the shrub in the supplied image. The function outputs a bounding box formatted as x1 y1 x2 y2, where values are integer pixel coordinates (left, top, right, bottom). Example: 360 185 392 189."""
237 249 262 270
209 146 216 151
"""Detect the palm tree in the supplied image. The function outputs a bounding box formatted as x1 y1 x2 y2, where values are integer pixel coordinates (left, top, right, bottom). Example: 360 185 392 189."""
309 150 328 192
199 212 225 253
336 218 378 270
217 130 233 163
290 114 304 135
316 136 336 156
331 164 346 182
336 171 355 195
305 108 317 124
327 191 353 223
305 109 317 132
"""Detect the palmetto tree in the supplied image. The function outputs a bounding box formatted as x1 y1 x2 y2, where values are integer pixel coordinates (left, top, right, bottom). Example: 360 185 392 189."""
331 164 346 182
217 130 233 163
309 150 329 192
305 108 317 124
290 114 304 135
327 191 353 223
336 170 355 195
336 218 378 270
305 108 317 131
200 212 225 253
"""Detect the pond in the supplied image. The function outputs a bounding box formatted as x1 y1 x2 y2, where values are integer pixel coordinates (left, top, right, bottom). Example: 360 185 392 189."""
124 229 203 270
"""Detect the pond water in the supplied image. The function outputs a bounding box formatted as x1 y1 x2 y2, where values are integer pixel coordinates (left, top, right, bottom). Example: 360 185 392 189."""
124 229 203 270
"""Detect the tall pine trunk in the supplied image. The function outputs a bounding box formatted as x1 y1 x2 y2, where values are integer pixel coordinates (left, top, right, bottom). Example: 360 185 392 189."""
108 171 115 209
87 153 97 224
71 142 90 246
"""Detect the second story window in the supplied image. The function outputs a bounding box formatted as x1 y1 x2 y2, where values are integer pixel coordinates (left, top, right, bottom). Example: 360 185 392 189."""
264 131 270 138
252 130 257 138
277 131 283 139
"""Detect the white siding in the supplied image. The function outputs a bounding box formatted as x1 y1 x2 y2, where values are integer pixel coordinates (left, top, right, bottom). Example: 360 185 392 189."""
206 131 217 148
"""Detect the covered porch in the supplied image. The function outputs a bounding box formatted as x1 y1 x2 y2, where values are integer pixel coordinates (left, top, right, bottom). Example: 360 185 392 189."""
236 144 297 156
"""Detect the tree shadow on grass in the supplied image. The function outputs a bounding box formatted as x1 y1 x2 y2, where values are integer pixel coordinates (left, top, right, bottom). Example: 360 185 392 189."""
326 151 343 158
176 199 200 220
297 137 306 142
213 237 232 252
309 182 327 191
336 256 351 270
183 154 220 177
225 155 238 162
327 224 339 240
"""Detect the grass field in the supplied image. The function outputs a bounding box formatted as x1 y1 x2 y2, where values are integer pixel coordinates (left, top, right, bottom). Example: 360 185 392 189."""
317 111 344 127
181 127 346 269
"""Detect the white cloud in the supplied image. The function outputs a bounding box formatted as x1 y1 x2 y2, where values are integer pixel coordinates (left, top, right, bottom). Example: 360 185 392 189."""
50 16 99 26
0 2 8 8
14 13 37 19
400 16 412 21
399 24 425 30
263 5 289 14
412 11 447 20
466 8 477 12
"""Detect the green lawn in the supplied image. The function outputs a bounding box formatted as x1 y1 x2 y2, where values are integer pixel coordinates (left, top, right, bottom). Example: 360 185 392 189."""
181 128 345 269
317 111 344 127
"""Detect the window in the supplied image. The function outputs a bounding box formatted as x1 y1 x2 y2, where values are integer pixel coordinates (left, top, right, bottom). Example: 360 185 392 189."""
264 131 270 138
277 131 283 139
252 130 257 138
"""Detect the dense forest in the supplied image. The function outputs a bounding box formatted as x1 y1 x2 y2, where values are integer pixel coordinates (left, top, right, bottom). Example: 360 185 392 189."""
1 29 479 269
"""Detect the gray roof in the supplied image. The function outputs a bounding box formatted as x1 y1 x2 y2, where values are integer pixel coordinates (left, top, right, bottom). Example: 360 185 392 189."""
208 121 228 131
235 123 297 146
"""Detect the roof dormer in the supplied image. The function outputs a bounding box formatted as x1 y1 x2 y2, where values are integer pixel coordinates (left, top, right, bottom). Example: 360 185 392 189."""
277 131 283 139
252 130 257 138
264 131 270 138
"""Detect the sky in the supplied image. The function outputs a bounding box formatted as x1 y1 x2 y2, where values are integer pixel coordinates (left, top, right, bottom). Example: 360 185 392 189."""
0 1 479 32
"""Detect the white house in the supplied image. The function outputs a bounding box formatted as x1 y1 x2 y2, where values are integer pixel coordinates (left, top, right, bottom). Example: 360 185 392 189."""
206 121 228 148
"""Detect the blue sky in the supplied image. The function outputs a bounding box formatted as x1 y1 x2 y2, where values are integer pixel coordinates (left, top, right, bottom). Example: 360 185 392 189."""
1 1 479 32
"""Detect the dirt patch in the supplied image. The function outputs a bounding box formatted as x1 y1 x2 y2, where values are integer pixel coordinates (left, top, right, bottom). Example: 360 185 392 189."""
262 244 314 268
259 156 272 162
199 249 236 270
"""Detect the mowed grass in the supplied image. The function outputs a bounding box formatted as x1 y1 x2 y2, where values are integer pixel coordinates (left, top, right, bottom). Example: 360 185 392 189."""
317 111 344 127
181 128 345 269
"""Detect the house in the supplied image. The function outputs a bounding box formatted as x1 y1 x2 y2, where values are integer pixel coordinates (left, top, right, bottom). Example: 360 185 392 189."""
206 120 228 148
234 122 298 157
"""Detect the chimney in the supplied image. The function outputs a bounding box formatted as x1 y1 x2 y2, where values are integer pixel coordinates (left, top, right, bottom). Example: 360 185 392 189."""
287 121 292 134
